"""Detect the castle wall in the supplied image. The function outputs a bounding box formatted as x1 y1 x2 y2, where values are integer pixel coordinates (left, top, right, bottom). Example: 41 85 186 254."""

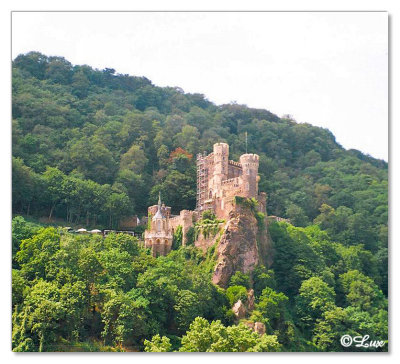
194 222 226 252
227 160 242 179
169 210 198 246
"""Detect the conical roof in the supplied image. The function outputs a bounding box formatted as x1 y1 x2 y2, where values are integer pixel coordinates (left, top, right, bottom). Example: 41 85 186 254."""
152 192 165 220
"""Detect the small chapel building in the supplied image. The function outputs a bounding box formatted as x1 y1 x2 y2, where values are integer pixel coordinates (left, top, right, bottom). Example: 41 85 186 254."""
144 193 173 257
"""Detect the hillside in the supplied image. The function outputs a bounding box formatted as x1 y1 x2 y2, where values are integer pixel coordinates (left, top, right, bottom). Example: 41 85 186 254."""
12 52 387 231
11 52 388 352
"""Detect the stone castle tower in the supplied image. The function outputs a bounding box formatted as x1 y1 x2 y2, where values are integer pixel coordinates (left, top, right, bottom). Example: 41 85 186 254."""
144 193 173 257
144 142 266 256
196 142 266 219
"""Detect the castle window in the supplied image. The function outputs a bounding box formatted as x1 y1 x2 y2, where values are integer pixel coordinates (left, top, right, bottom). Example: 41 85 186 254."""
209 190 212 199
246 182 249 191
157 220 161 232
247 169 250 175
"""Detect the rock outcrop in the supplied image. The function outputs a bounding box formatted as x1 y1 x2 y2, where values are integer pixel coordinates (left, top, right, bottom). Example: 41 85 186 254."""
212 204 273 287
244 321 266 336
254 322 266 335
247 289 255 311
232 299 247 319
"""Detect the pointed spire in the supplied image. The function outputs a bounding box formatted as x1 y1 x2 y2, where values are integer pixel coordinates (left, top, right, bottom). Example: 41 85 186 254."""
152 191 163 220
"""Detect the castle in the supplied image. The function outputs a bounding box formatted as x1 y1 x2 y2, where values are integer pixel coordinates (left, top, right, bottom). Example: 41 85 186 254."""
144 142 266 257
196 142 266 218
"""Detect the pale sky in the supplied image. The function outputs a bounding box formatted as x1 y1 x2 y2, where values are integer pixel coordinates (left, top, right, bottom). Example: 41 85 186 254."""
11 11 388 161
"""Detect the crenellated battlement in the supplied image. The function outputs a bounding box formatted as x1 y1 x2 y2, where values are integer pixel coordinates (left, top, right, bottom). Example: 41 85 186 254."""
228 160 242 168
239 153 259 164
196 142 262 218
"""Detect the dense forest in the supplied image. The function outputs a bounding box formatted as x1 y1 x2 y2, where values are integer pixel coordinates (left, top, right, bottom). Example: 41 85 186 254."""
12 52 388 352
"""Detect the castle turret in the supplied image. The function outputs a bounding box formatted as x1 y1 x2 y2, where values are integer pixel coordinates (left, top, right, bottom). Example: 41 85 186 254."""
239 154 259 198
213 142 229 194
144 192 172 257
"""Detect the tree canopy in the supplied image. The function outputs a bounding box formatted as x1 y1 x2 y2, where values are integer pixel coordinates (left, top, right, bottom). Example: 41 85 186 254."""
12 52 388 352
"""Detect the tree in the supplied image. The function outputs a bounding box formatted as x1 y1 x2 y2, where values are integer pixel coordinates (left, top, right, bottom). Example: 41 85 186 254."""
313 306 350 351
144 334 172 352
285 203 309 227
179 317 280 352
252 265 276 297
12 216 40 268
339 270 386 312
296 277 335 330
225 285 248 306
174 290 202 334
13 280 63 352
42 167 65 219
120 144 148 173
12 157 41 215
105 191 131 228
102 290 154 347
16 227 60 281
256 287 288 325
229 271 250 289
173 125 200 154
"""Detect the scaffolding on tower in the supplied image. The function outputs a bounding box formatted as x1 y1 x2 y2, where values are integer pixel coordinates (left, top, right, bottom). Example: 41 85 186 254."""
196 152 207 211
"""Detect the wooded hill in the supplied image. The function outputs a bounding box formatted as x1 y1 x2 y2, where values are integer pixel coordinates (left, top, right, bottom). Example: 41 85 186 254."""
12 52 387 235
11 52 388 352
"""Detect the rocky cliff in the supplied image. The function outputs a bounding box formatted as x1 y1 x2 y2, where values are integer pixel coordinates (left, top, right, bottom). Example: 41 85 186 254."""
211 203 273 287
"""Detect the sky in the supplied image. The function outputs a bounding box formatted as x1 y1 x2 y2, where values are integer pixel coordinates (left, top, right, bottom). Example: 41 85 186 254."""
11 11 388 161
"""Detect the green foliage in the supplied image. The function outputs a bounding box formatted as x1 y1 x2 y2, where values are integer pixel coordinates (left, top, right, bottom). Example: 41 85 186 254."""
229 271 250 289
172 225 183 250
179 317 281 352
286 203 309 227
174 290 203 333
192 212 224 240
144 334 172 352
185 226 195 246
12 216 40 268
252 265 276 297
256 287 288 324
226 285 248 306
202 210 216 220
12 52 387 246
338 270 386 312
269 222 325 297
296 277 336 330
11 52 388 352
101 289 155 347
234 196 258 211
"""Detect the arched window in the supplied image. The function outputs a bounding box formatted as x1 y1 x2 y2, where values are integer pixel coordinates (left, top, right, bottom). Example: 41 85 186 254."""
246 182 249 191
209 190 212 199
157 220 161 232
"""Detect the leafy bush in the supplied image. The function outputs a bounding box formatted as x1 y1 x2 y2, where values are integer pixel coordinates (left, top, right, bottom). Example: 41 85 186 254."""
226 285 248 306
